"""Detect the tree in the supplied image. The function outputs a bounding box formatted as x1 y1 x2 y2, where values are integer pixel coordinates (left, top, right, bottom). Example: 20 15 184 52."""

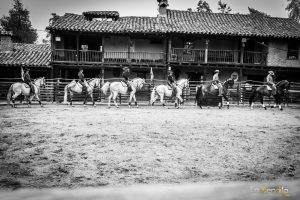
248 7 270 17
286 0 300 22
0 0 37 43
197 0 212 13
218 0 232 14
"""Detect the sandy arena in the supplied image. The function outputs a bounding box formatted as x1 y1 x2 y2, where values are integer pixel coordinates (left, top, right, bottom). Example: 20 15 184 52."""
0 103 300 189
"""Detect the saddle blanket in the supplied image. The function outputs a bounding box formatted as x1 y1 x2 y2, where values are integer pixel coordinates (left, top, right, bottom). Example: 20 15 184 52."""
23 83 30 88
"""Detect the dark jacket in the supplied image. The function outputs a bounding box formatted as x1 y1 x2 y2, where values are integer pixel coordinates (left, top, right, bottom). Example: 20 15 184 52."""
167 74 175 84
122 71 130 81
78 71 85 82
23 72 32 83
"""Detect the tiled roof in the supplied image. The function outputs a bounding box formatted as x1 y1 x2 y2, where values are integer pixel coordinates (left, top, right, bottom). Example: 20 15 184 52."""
0 43 51 68
83 11 119 19
47 9 300 39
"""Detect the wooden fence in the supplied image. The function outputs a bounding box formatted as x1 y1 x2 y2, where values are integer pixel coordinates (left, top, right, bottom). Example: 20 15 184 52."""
1 78 300 106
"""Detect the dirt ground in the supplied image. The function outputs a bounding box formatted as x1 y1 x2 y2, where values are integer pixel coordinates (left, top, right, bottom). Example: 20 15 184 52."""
0 103 300 190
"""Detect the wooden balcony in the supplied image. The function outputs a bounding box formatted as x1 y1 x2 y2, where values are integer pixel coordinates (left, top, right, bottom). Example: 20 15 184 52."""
52 49 166 65
170 48 267 65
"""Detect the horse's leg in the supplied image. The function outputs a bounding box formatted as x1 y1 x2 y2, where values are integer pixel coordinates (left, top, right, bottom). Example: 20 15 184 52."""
70 92 74 107
113 92 119 108
260 95 266 110
151 95 158 108
223 94 229 109
107 92 113 108
35 93 43 107
11 92 20 108
128 92 133 108
90 93 96 107
133 94 138 108
160 94 167 108
83 94 88 107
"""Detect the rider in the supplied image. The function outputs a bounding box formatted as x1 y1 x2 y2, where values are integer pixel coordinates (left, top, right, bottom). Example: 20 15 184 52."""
266 70 276 96
212 70 223 96
23 68 35 95
78 68 87 93
167 69 177 96
122 67 131 92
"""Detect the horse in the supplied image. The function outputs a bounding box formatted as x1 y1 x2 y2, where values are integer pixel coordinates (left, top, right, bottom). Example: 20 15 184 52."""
101 78 146 108
150 79 189 109
63 78 101 107
7 77 46 108
195 78 235 109
249 80 290 110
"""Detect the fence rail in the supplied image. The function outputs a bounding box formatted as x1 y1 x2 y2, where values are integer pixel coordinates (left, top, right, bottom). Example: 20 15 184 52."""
1 78 300 106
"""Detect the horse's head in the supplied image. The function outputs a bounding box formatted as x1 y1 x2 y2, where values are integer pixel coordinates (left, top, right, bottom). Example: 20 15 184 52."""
135 78 145 89
178 79 189 89
276 80 290 94
36 77 46 88
224 78 235 89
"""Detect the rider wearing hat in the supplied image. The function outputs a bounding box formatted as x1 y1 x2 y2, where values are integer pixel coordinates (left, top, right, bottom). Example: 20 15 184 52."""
266 70 276 96
167 69 177 96
122 67 131 92
78 68 87 93
213 69 223 96
23 68 34 95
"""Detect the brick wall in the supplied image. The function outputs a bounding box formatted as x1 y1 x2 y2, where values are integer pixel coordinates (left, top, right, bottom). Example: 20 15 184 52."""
0 35 13 52
267 40 300 67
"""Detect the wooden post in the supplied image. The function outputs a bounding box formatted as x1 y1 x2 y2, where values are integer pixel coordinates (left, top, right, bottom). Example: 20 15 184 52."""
101 36 105 63
204 39 209 63
240 38 246 64
76 34 79 63
168 38 172 63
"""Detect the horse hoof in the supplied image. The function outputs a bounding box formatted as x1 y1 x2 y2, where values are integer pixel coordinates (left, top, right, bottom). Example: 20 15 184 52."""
94 105 96 107
41 105 44 107
136 106 139 108
280 108 283 111
264 107 267 110
227 105 229 109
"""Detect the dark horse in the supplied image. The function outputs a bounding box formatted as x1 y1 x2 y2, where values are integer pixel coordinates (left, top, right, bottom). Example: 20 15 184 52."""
195 78 235 109
249 80 290 110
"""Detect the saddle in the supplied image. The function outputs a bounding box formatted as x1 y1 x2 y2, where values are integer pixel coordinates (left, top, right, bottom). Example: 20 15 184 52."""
266 85 272 91
23 83 30 88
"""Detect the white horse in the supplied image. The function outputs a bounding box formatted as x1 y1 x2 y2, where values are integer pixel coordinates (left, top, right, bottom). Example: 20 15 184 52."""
63 78 101 107
101 78 146 108
150 79 189 109
7 77 46 108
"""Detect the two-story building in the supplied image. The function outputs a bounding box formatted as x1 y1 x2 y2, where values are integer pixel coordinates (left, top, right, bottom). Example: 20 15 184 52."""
47 0 300 83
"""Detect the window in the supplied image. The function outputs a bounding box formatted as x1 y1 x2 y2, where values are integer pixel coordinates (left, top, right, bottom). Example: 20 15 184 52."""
183 41 194 55
287 42 299 60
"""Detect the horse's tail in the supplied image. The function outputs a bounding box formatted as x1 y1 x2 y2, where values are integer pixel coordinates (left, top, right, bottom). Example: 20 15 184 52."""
101 82 110 95
63 84 69 104
7 84 13 105
249 88 257 105
150 86 157 104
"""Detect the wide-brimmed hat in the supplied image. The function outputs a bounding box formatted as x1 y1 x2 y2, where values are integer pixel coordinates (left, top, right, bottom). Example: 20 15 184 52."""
268 71 274 75
214 70 220 73
123 67 129 71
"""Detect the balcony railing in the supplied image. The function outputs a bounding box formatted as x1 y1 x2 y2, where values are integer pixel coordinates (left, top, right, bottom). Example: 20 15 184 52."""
171 48 267 65
243 51 267 65
52 49 165 64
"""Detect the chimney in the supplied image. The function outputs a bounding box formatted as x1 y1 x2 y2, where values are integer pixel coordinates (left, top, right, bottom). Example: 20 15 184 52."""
157 0 169 17
0 27 13 52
